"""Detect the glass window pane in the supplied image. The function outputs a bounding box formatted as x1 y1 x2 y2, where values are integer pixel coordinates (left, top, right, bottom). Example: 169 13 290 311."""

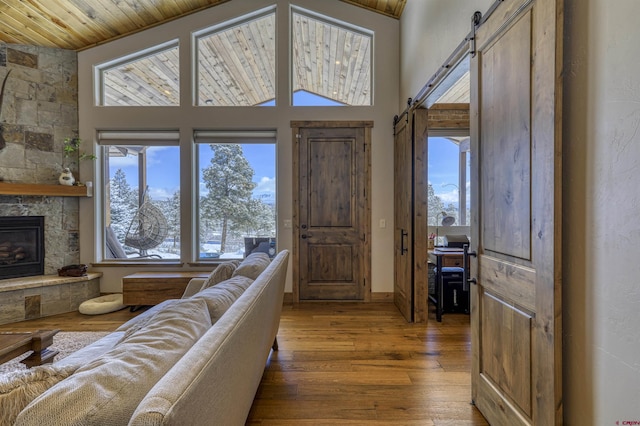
104 145 180 259
292 8 372 106
428 137 462 246
100 44 180 106
195 10 276 106
197 142 275 260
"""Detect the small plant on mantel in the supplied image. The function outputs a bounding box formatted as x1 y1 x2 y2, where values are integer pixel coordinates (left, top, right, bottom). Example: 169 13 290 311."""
59 137 96 186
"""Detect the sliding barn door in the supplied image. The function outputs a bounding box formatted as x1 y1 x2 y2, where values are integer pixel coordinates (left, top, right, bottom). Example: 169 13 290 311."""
469 0 563 424
393 109 428 322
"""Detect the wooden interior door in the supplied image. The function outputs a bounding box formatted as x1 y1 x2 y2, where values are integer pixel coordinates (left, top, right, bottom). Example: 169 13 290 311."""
292 122 371 301
469 0 563 424
393 109 429 322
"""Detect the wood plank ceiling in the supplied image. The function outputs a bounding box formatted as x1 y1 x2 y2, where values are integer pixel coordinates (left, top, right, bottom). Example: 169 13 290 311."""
0 0 406 51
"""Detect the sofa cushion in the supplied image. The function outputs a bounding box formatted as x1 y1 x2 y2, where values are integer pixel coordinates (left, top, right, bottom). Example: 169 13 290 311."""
202 260 241 288
232 252 271 280
0 364 77 426
191 275 254 321
114 299 180 334
15 298 211 426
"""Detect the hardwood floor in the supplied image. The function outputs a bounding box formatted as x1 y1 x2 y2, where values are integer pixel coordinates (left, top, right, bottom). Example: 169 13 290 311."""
247 303 488 425
0 302 488 425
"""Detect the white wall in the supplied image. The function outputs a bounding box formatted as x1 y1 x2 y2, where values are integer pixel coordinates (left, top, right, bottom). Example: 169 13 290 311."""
402 0 640 423
77 0 399 295
563 0 640 423
399 0 493 111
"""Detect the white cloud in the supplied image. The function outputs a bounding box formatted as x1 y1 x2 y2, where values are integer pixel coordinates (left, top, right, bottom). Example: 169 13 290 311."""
254 176 275 196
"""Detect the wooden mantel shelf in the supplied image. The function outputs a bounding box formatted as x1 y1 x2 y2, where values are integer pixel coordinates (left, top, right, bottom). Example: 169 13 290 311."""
0 182 89 197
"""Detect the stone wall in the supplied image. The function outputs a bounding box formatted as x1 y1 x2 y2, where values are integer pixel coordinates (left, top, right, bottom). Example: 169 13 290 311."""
0 42 81 274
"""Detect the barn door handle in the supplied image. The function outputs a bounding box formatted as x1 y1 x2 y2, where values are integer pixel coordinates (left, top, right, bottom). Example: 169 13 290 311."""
301 234 312 239
400 229 408 255
463 244 477 290
463 244 477 259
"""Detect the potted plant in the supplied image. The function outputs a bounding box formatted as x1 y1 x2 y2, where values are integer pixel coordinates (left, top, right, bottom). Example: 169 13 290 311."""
59 137 96 186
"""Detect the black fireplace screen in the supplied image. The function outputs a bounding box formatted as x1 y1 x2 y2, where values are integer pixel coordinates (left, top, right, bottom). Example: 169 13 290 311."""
0 216 45 279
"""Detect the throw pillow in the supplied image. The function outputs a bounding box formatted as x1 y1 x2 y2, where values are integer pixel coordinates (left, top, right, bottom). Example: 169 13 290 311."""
202 260 241 289
232 252 271 280
0 364 77 426
15 298 212 426
191 275 254 322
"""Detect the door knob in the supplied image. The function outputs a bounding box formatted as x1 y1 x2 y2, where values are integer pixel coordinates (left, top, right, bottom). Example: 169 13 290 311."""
467 278 477 285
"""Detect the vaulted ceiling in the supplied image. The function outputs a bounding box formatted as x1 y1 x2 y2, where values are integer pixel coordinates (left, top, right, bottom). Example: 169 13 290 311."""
0 0 406 51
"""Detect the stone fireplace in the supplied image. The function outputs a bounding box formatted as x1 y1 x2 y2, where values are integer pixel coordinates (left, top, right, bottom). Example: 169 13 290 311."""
0 42 81 276
0 43 102 325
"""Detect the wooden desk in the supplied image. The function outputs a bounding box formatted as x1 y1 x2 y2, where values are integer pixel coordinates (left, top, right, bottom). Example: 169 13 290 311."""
428 248 466 321
122 272 209 307
428 248 464 268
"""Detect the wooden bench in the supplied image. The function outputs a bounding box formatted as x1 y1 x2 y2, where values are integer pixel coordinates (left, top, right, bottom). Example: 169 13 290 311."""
122 272 209 308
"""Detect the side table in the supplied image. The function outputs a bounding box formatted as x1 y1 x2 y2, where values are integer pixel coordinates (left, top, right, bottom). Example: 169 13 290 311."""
0 329 60 368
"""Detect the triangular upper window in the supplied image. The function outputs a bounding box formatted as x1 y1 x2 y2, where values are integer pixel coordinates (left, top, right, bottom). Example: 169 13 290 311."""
98 41 179 106
195 7 276 107
291 7 373 106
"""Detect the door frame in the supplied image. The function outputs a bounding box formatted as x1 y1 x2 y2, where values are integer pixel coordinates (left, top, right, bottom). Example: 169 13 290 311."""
291 120 372 303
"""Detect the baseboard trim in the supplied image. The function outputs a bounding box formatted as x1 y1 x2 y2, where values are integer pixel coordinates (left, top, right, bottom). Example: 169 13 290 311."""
283 292 394 304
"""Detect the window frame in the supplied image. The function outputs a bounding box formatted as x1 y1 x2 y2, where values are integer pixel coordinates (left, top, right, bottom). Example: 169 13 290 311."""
192 6 277 107
98 130 181 262
290 5 374 107
427 130 471 243
94 39 180 107
194 129 277 261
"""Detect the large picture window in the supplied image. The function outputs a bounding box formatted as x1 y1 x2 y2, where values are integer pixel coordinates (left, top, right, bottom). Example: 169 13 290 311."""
100 131 180 260
195 131 276 260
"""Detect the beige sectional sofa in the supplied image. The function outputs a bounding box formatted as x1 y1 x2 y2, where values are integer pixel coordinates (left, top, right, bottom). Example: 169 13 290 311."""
2 250 289 426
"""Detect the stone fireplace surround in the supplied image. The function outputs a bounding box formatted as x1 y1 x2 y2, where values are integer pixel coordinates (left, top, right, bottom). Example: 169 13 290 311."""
0 43 101 324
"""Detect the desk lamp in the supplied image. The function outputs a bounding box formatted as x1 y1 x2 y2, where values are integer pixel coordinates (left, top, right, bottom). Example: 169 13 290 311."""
435 211 455 247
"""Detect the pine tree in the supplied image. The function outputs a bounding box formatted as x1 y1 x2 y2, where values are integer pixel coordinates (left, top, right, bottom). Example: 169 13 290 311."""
428 183 446 226
109 169 138 240
164 190 181 249
201 144 257 253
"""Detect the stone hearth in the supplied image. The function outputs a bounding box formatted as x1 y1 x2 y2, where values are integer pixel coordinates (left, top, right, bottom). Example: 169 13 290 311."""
0 273 101 325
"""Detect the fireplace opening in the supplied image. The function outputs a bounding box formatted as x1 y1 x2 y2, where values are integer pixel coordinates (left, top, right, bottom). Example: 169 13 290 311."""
0 216 45 280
